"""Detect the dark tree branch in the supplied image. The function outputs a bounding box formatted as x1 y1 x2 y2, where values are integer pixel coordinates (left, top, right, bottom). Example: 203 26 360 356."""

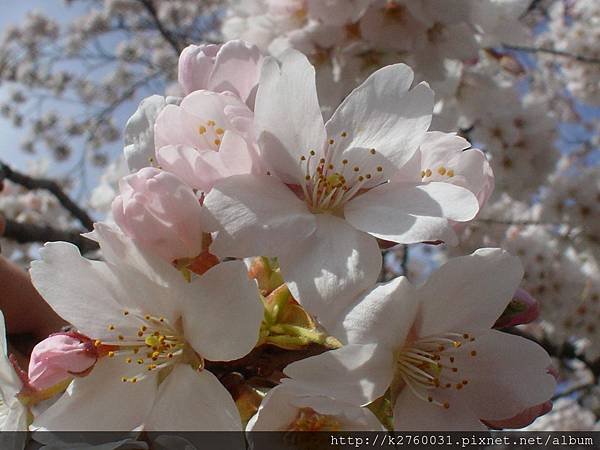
0 161 94 231
502 44 600 65
136 0 184 55
2 219 99 254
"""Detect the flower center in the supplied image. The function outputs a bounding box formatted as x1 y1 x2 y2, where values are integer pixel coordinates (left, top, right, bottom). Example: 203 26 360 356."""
297 133 385 213
197 119 225 151
286 407 342 431
98 310 198 384
394 332 477 410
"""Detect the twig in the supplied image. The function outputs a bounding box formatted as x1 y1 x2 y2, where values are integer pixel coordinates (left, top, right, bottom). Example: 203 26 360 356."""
136 0 184 55
2 219 99 254
0 161 94 231
552 382 595 401
400 244 409 276
502 44 600 65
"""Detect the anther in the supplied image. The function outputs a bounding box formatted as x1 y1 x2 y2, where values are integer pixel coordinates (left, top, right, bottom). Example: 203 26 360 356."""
329 139 334 144
425 169 432 177
438 167 446 175
214 139 221 146
447 170 454 177
443 402 450 409
207 120 216 126
470 350 477 357
198 126 207 135
215 128 224 135
341 131 347 137
376 166 383 172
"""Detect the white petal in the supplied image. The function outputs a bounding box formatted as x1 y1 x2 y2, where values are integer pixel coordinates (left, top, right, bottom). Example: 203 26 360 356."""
344 181 479 245
284 344 394 406
456 330 555 421
332 277 418 348
182 261 263 361
124 95 166 172
32 357 157 431
88 223 182 288
145 364 243 432
255 50 326 183
86 225 181 325
393 387 486 431
245 383 307 431
247 381 385 431
30 243 134 339
417 248 524 336
326 64 433 169
203 174 316 258
278 214 381 331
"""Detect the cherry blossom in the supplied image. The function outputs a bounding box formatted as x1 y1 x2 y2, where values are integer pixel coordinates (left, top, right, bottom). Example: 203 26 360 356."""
29 224 263 431
246 380 385 431
284 249 556 430
112 167 206 262
178 40 263 106
202 49 482 326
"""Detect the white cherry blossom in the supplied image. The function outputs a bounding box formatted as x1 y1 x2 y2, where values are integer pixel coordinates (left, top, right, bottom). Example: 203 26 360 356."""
284 249 556 430
202 50 482 327
29 224 263 431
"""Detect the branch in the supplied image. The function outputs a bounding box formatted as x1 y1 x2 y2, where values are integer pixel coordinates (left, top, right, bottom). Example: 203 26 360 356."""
476 218 557 227
0 161 94 231
136 0 184 55
2 219 99 254
552 382 595 401
502 44 600 65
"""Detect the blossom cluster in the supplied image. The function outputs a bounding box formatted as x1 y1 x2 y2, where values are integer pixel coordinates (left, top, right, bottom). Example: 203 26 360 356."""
0 39 557 439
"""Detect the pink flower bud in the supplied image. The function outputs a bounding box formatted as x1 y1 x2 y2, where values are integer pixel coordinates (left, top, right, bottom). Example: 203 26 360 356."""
28 332 98 391
494 288 540 329
178 41 263 105
112 167 205 262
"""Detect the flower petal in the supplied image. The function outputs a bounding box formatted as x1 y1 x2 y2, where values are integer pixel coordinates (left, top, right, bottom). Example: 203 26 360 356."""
208 40 263 104
255 50 326 183
30 243 134 339
456 330 555 421
393 387 486 431
203 174 316 258
284 343 394 406
124 95 166 172
344 181 479 245
326 64 433 169
182 260 263 361
144 364 243 432
32 357 157 431
417 248 524 336
278 214 381 331
332 277 418 348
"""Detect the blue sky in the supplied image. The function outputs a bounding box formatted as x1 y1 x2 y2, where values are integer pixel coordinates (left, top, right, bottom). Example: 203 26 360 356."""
0 1 162 197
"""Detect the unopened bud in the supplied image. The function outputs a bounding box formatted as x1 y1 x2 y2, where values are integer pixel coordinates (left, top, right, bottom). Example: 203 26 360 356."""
28 332 98 391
